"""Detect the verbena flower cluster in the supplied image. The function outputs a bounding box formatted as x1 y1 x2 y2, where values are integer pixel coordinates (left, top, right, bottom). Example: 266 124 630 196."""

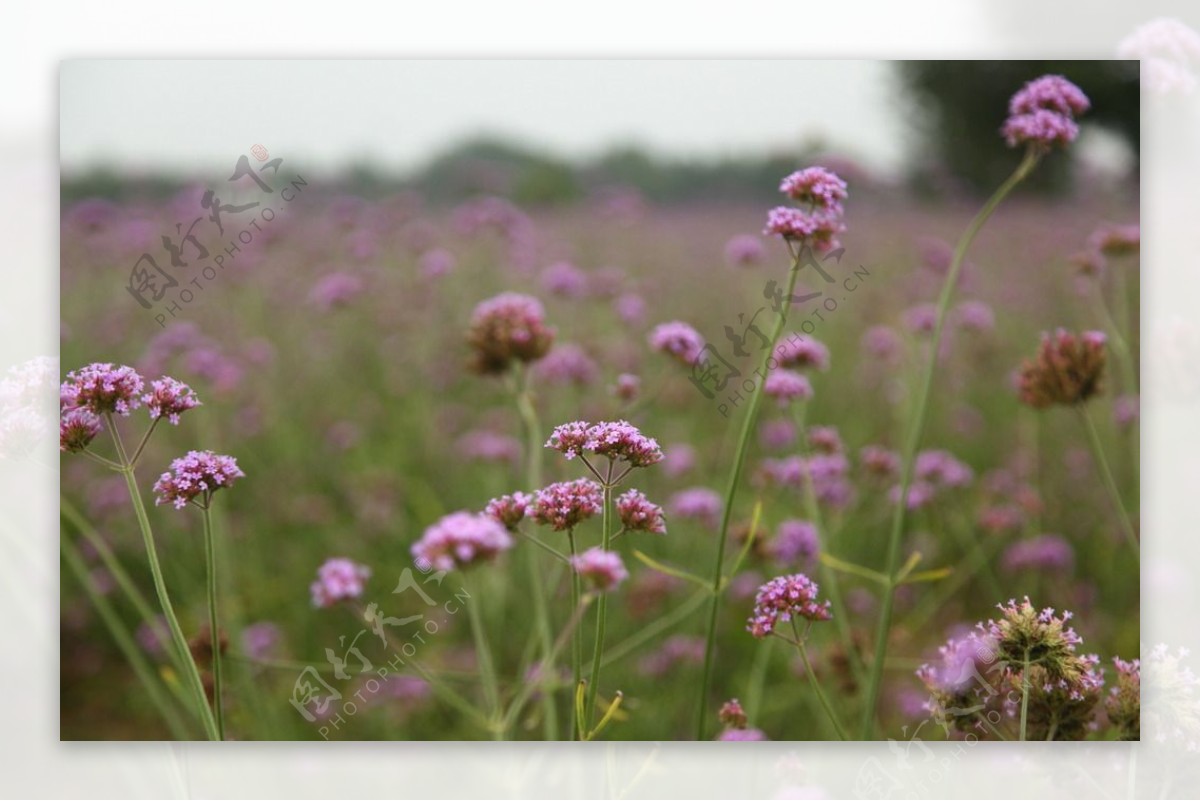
61 362 145 416
310 557 371 608
526 479 604 531
1017 329 1107 408
616 489 667 535
648 321 706 366
764 166 847 252
545 420 664 468
1003 75 1090 149
143 377 201 424
747 573 831 638
570 547 629 592
411 511 514 572
153 450 245 510
466 292 556 375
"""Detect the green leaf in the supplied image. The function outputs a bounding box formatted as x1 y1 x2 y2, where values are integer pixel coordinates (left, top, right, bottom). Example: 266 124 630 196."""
632 550 712 591
819 553 889 585
898 567 954 584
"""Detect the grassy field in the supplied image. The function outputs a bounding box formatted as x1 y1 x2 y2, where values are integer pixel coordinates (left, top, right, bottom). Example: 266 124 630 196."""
58 169 1139 740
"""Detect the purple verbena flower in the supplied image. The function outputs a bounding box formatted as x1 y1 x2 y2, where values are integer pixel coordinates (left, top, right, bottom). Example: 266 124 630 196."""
764 369 813 405
570 547 628 592
526 479 603 531
411 511 514 571
616 488 667 535
771 519 819 566
311 557 371 608
747 573 831 638
776 337 830 371
649 321 706 366
153 450 244 509
778 167 849 213
1002 535 1075 573
484 492 531 530
60 408 102 453
142 377 201 424
724 234 767 268
61 363 144 416
668 487 722 528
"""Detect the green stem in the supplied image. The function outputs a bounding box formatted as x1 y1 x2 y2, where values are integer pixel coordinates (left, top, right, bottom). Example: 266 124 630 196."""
201 504 225 740
1019 648 1031 742
128 417 161 468
567 528 583 740
1078 407 1139 557
793 402 862 684
696 244 805 739
501 594 591 734
1091 282 1138 396
792 623 849 741
463 573 501 738
585 483 614 730
62 533 193 739
513 364 559 740
745 636 773 723
105 413 219 740
858 150 1039 740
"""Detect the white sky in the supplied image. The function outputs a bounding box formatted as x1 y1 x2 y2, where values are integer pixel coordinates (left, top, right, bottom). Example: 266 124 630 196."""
59 60 910 176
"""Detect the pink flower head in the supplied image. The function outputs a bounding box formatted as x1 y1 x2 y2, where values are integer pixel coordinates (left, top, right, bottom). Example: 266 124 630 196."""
903 303 938 335
527 479 603 531
718 698 749 729
411 511 514 572
1002 109 1080 149
142 377 201 424
771 519 819 565
1002 534 1074 573
467 292 556 374
763 369 813 406
763 207 845 252
153 450 244 509
535 344 600 386
614 292 647 325
779 167 849 213
60 408 102 453
1089 223 1140 258
668 487 723 528
807 425 843 455
915 449 974 488
724 234 766 268
484 492 531 530
717 727 768 741
545 419 664 468
955 300 995 333
455 429 521 464
569 547 628 592
613 373 640 402
61 363 144 416
310 558 371 608
859 445 900 480
1009 75 1091 118
540 261 589 299
419 248 456 279
309 271 365 310
649 321 706 366
747 573 831 638
1003 75 1088 150
775 336 830 371
616 489 667 535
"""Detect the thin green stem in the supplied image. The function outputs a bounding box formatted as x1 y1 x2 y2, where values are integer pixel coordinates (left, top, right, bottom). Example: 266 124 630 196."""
585 483 614 729
858 151 1039 740
793 402 862 684
745 636 773 723
62 533 193 739
1019 648 1031 742
1090 282 1138 396
201 504 225 740
463 573 501 738
501 594 592 734
81 449 124 471
1079 407 1139 558
105 413 219 740
567 528 583 740
791 622 849 740
696 244 805 740
128 417 161 468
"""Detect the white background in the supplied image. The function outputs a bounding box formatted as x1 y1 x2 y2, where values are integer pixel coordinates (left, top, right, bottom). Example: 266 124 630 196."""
4 0 1198 797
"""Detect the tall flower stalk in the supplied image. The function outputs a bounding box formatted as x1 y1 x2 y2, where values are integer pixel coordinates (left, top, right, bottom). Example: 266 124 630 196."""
697 165 848 740
860 74 1091 738
60 363 218 740
153 449 245 741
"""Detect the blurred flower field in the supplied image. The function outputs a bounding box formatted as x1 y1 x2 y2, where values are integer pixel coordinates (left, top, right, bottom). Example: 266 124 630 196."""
58 76 1140 742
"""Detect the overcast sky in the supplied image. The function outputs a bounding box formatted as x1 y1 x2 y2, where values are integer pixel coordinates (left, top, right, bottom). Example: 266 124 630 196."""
59 60 911 176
